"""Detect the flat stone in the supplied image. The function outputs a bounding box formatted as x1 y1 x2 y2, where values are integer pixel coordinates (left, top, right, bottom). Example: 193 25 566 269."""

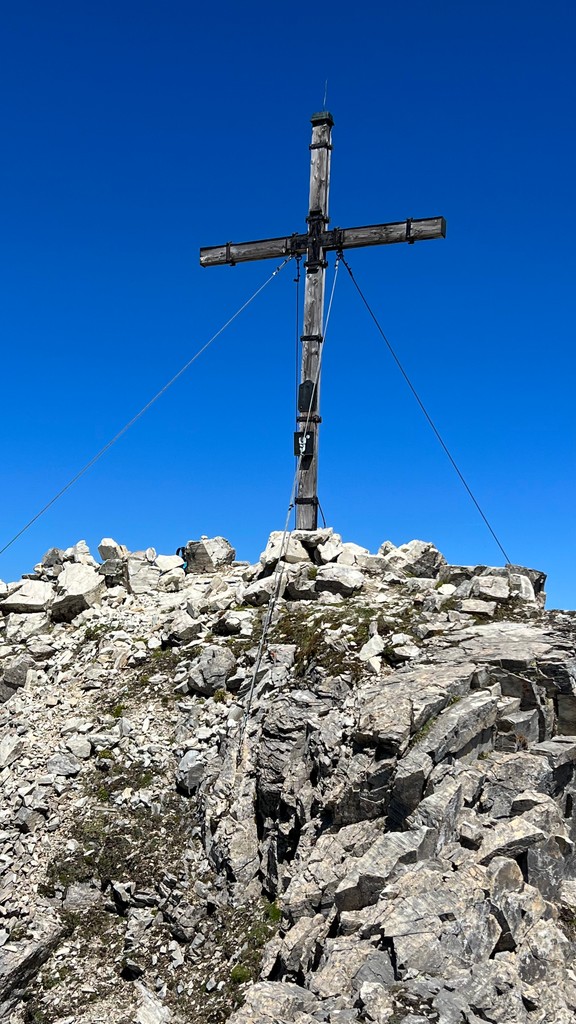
415 691 499 763
260 531 310 568
470 576 510 601
46 752 81 777
460 599 497 617
0 735 24 769
0 912 64 1015
478 817 547 864
155 554 185 572
0 580 54 614
315 565 365 597
51 563 105 621
334 827 437 911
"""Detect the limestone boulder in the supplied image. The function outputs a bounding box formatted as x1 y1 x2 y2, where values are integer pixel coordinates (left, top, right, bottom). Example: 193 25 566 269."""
187 644 237 696
379 540 447 578
176 750 206 795
181 536 235 573
0 580 54 614
51 563 106 622
98 537 129 560
315 564 365 597
260 531 310 569
127 556 162 595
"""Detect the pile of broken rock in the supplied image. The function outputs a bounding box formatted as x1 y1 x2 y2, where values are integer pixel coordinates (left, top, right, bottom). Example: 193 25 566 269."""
0 528 575 1024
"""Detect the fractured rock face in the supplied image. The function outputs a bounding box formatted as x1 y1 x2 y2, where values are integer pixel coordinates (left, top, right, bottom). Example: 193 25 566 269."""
0 528 574 1024
0 579 54 614
181 536 235 573
51 562 106 622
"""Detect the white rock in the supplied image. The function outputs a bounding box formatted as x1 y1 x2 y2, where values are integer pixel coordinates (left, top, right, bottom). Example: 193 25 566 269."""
471 576 510 601
4 613 51 642
128 557 162 595
509 573 536 602
0 580 54 614
337 542 370 567
51 563 105 622
65 736 92 760
460 599 497 617
316 533 345 564
155 554 185 573
315 565 365 597
260 532 310 568
359 635 386 662
157 567 185 592
380 540 446 578
98 537 128 560
135 982 172 1024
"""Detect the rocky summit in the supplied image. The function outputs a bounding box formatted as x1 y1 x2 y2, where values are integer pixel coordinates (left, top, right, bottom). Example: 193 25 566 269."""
1 530 575 1024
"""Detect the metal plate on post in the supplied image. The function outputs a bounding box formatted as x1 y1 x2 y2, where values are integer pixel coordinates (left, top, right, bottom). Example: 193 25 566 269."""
298 380 317 413
294 431 314 457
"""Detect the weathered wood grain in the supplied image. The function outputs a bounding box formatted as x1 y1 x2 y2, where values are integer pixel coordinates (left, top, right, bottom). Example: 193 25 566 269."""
199 218 446 267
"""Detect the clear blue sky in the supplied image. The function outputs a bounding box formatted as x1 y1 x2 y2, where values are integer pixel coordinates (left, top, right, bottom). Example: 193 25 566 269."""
1 1 574 608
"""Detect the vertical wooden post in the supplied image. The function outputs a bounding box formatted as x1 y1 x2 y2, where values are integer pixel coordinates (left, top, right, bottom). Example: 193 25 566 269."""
296 111 334 530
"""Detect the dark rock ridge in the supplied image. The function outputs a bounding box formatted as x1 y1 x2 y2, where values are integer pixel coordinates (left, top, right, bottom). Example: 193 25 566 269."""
0 530 575 1023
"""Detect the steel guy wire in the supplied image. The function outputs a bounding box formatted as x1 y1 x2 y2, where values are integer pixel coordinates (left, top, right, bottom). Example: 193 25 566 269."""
339 254 512 565
0 256 294 561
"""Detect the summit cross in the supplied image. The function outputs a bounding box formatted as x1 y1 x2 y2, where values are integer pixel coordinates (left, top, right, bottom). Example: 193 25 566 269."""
200 112 446 529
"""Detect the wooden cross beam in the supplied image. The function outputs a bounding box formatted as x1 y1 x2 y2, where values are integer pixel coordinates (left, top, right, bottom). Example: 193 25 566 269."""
200 112 446 530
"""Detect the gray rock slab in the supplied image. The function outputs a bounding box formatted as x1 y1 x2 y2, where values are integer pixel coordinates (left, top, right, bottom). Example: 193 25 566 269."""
470 576 510 601
478 817 547 864
127 557 162 595
98 537 129 560
415 690 499 763
46 752 81 777
2 654 36 689
51 563 105 621
187 644 236 696
315 564 365 597
182 536 236 573
0 734 24 769
352 686 412 754
0 580 54 614
0 912 64 1015
334 827 437 911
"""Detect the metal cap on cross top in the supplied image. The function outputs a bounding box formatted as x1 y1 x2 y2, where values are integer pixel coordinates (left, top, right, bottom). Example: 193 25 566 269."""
200 112 445 530
310 110 334 127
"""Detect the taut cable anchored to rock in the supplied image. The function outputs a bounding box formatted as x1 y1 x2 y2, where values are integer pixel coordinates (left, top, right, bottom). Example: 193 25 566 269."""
338 252 512 565
0 256 292 562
